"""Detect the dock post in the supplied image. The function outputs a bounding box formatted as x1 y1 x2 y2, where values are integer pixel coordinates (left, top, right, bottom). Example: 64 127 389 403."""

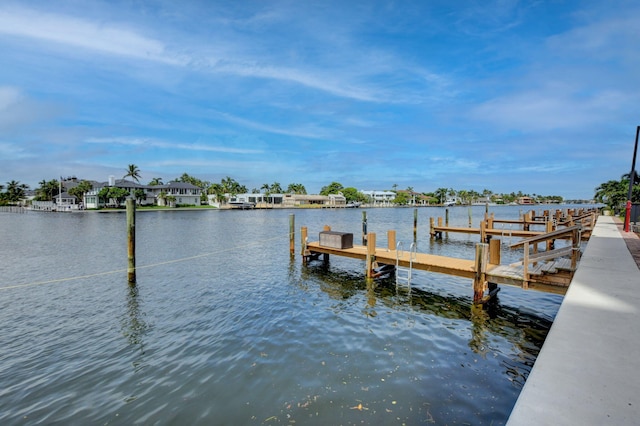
489 239 501 265
289 214 295 257
480 219 487 243
413 208 418 243
429 217 435 238
473 243 488 303
362 211 368 245
387 230 396 251
126 198 136 285
365 232 376 278
301 226 308 264
468 207 472 228
445 208 449 226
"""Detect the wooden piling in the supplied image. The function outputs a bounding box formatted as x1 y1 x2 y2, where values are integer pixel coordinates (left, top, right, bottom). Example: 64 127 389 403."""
489 239 501 265
445 208 449 226
362 211 368 245
468 207 472 228
289 214 295 257
365 232 376 278
126 198 136 284
387 230 396 251
430 217 435 237
301 226 309 263
473 243 488 303
413 208 418 242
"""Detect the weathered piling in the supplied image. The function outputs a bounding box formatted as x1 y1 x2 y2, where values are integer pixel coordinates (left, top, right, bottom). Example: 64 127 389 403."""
362 211 367 245
473 243 488 303
365 232 376 278
413 208 418 242
289 214 295 257
126 198 136 284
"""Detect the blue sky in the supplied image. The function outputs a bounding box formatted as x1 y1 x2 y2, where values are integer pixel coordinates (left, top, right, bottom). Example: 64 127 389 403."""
1 0 638 199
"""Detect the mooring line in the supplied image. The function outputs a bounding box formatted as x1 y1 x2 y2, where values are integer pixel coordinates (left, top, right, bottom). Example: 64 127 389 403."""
0 233 289 291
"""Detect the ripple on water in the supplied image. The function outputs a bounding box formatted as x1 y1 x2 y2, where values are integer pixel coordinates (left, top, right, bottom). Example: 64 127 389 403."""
0 207 567 424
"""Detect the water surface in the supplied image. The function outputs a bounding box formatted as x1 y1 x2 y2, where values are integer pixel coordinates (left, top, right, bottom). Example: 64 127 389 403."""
0 206 573 424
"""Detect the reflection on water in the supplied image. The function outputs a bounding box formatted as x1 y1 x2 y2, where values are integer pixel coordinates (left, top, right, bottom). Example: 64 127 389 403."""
121 283 150 351
0 205 577 424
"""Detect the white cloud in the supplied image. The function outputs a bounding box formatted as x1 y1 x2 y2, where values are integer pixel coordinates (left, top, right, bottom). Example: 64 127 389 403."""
0 5 184 65
86 136 262 155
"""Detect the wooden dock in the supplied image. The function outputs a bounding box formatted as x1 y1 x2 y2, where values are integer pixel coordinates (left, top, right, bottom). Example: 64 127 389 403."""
301 221 585 303
430 208 597 243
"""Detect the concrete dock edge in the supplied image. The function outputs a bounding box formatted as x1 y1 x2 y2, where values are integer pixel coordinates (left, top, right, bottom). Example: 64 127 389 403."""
507 215 640 425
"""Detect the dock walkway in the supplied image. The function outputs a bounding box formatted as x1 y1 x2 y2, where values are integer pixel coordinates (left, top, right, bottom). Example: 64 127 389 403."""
507 216 640 425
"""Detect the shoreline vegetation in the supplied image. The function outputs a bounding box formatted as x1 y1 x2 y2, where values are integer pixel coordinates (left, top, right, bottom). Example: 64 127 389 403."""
1 166 628 209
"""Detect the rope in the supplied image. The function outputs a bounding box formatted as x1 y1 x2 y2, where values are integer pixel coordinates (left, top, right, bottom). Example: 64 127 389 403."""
0 233 289 291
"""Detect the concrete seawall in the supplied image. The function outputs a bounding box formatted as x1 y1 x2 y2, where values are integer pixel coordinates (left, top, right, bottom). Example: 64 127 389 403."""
507 216 640 425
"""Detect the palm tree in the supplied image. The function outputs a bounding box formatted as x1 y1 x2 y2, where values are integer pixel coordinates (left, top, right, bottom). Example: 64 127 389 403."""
5 180 28 202
434 188 448 205
149 177 163 186
123 164 141 183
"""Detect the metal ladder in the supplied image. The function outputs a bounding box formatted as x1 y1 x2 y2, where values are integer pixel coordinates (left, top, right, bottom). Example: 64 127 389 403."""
395 241 417 289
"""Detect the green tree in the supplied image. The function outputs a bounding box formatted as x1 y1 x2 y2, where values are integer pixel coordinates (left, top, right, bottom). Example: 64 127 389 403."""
221 176 246 196
35 179 60 201
208 183 226 204
434 188 448 205
99 187 130 207
270 182 283 194
393 191 409 205
68 180 93 204
124 164 141 183
342 187 366 203
5 180 29 202
320 182 344 196
594 178 627 210
134 188 146 204
286 183 307 194
149 177 163 186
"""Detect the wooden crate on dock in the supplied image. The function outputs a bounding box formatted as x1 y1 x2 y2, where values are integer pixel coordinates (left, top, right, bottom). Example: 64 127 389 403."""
319 231 353 249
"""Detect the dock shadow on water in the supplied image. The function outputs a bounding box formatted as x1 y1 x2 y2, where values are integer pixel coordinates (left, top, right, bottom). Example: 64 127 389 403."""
298 262 555 416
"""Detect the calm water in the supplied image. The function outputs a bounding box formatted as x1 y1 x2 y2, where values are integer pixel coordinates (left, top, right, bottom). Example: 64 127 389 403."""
0 205 576 425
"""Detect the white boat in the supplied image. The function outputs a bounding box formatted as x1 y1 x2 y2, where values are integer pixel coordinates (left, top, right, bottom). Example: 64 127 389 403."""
443 198 456 207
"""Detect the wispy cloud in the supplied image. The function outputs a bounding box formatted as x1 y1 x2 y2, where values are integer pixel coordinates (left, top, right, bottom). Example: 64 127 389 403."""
86 137 263 155
0 6 185 65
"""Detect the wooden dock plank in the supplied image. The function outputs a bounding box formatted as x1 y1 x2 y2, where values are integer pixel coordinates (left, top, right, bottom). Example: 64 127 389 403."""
306 241 477 279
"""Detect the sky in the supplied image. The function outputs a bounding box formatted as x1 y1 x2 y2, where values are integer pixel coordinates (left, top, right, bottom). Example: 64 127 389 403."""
1 0 638 199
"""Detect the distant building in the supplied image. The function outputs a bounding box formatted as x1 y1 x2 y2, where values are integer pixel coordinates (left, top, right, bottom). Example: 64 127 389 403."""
84 178 202 208
517 196 536 205
360 190 396 205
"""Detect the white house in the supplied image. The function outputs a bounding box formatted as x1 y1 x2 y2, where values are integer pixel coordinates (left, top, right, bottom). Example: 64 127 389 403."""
84 179 202 208
360 190 396 206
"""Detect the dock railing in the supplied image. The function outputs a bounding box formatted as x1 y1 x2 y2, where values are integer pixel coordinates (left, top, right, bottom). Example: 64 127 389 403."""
509 224 582 288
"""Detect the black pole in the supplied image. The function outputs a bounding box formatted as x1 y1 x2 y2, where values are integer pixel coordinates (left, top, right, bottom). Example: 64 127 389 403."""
624 126 639 232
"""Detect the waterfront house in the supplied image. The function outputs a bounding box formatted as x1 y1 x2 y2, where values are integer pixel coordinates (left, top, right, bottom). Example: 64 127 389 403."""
360 190 396 206
517 196 536 205
83 178 202 208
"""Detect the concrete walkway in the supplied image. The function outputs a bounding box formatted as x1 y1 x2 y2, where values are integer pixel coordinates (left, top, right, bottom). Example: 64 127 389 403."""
507 216 640 425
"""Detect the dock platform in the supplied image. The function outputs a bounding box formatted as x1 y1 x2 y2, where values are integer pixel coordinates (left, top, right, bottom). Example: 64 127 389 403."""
302 222 584 301
507 215 640 425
